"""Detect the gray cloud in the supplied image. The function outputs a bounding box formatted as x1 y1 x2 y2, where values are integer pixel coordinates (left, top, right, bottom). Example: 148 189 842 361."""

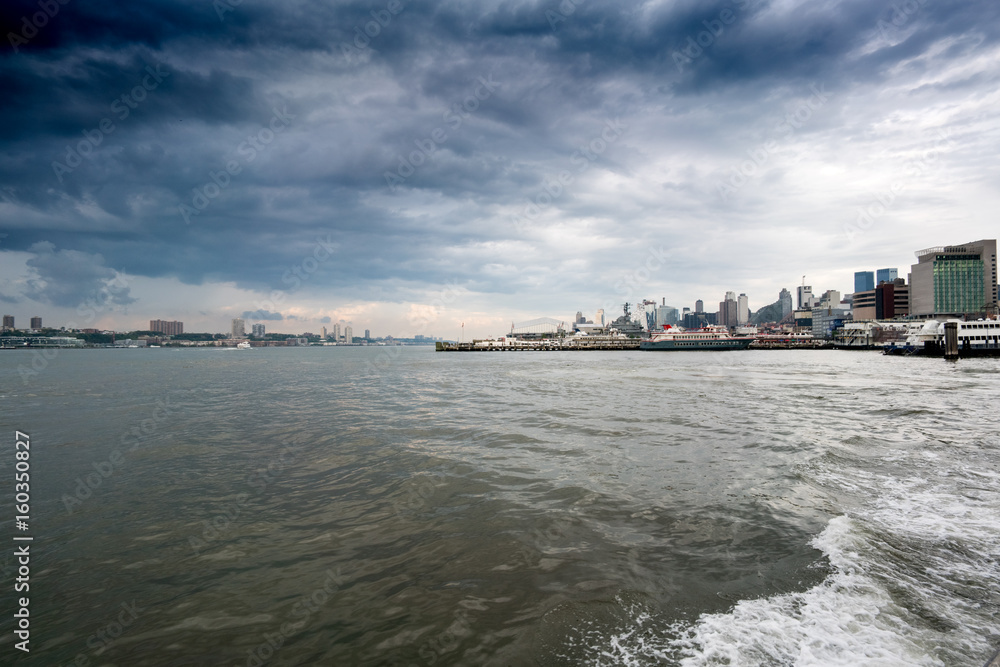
22 242 136 308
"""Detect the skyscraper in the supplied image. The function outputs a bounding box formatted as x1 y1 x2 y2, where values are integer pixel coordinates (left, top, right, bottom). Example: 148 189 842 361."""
332 323 341 341
3 315 14 330
30 316 42 330
596 309 605 326
231 318 246 338
695 300 704 313
252 323 265 337
779 288 793 317
876 268 898 285
364 329 370 339
718 294 738 327
655 305 679 326
737 294 749 325
797 285 813 310
854 271 875 293
909 239 998 317
344 325 353 342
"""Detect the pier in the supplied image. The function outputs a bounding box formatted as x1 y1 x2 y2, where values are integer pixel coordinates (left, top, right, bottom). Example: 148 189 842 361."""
436 337 835 351
436 339 640 351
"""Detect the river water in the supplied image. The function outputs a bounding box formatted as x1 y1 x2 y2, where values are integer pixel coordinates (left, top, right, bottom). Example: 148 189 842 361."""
2 346 998 666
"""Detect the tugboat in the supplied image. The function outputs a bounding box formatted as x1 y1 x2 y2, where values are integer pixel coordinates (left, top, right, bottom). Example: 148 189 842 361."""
640 324 754 351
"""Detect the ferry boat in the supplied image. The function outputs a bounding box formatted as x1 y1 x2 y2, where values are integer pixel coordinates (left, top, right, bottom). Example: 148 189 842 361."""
884 319 1000 356
236 341 251 349
640 324 754 351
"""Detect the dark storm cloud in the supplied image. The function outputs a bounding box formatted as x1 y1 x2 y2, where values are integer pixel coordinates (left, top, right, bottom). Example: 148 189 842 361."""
0 0 997 314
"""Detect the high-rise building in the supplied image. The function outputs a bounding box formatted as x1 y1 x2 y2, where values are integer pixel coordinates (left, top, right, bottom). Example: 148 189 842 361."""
596 309 605 326
575 311 585 324
695 300 704 313
876 268 898 285
909 239 998 317
853 278 909 320
797 285 813 310
655 305 679 326
150 320 183 335
779 289 793 317
332 323 341 341
252 323 265 337
818 290 841 308
718 294 738 327
854 271 875 293
737 294 749 325
3 315 14 330
231 318 246 338
30 316 42 330
344 325 353 342
320 326 327 339
364 329 370 339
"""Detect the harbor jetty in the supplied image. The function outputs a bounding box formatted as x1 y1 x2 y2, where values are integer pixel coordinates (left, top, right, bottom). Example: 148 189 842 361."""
436 337 639 351
436 334 832 352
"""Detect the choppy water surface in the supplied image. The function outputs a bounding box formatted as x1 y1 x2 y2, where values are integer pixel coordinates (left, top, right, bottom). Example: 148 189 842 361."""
2 346 999 666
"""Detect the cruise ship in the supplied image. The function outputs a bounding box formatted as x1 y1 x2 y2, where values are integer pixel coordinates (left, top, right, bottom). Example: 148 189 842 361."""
640 324 754 351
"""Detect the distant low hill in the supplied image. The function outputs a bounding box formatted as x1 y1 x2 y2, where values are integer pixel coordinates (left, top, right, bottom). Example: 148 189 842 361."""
751 300 784 325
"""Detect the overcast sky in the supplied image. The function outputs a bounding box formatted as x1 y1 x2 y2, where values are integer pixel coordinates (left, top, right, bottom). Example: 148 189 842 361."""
1 0 998 337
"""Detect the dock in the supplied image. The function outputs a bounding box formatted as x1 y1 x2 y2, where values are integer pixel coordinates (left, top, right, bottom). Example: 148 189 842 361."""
436 338 835 351
436 339 640 351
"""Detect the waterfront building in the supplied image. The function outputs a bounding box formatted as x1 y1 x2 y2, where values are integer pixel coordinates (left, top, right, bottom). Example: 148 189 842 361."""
854 271 875 293
231 318 246 339
655 305 679 326
639 301 658 331
252 323 265 337
779 289 793 317
345 325 353 342
150 319 184 336
909 239 998 318
797 285 813 310
30 316 42 330
853 279 909 320
332 323 341 341
876 268 898 284
737 294 749 325
817 290 841 308
718 296 738 328
683 312 711 329
3 315 13 330
365 328 371 339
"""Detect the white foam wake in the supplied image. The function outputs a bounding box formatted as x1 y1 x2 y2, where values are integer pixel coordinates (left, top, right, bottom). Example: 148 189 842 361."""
669 516 944 667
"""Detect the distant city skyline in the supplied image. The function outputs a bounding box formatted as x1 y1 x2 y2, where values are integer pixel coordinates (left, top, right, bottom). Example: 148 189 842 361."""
3 238 995 337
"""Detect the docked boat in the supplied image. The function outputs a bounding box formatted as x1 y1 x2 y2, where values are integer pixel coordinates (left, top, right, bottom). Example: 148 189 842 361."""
884 319 1000 356
640 324 753 351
